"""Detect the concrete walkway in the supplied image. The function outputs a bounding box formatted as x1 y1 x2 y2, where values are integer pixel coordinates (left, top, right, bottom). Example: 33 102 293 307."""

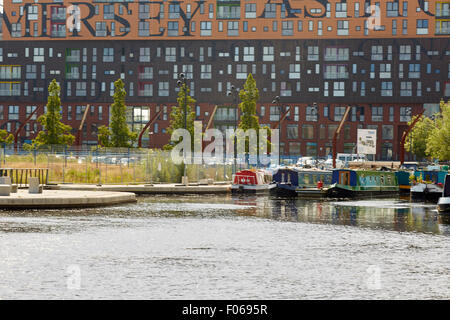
0 189 136 209
45 183 231 195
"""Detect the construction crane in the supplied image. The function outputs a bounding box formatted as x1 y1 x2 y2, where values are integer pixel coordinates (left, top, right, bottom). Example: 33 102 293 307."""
332 106 352 168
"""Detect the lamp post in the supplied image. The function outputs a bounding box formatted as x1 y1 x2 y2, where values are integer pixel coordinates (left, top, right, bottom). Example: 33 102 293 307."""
227 85 240 175
272 96 281 165
312 102 319 164
177 73 188 185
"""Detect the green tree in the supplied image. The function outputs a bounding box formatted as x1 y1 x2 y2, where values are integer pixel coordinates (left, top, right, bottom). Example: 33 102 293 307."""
405 115 435 160
0 130 13 145
238 73 271 154
426 100 450 161
33 79 74 147
164 83 196 151
98 79 137 148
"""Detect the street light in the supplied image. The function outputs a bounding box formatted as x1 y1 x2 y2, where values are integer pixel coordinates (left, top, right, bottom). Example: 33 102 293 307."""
177 73 189 185
272 96 281 165
312 102 319 163
227 85 240 174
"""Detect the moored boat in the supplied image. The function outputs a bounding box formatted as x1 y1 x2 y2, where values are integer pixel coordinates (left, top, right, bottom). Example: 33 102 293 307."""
327 169 399 198
272 167 332 197
437 174 450 214
395 170 412 194
411 167 448 202
231 169 275 194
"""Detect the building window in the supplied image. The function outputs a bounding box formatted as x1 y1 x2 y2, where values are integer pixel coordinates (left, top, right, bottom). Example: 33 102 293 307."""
337 20 349 35
158 82 169 96
287 124 298 139
371 46 383 60
336 2 347 18
139 48 150 62
324 47 349 61
307 46 319 61
138 83 153 97
138 21 150 37
387 1 399 17
381 82 393 96
95 22 107 37
33 48 44 62
400 82 412 96
334 106 346 121
333 82 345 97
282 21 293 36
243 47 254 62
200 21 212 36
289 64 301 79
168 21 179 36
382 125 394 140
324 65 348 79
8 105 19 120
227 21 239 36
263 46 274 61
264 3 277 18
372 106 383 122
165 47 176 62
103 48 114 62
408 64 420 78
416 19 429 35
400 107 412 122
200 65 212 79
236 64 248 79
302 125 314 140
399 45 411 60
245 3 257 19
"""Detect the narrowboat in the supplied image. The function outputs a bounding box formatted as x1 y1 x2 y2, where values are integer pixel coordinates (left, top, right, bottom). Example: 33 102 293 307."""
327 169 399 198
395 170 413 194
231 169 275 194
411 167 448 202
437 174 450 214
272 167 332 197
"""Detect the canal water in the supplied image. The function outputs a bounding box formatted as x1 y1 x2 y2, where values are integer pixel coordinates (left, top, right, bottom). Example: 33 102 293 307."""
0 195 449 299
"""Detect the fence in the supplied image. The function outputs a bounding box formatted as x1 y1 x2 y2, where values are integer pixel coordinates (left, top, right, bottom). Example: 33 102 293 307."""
0 145 259 185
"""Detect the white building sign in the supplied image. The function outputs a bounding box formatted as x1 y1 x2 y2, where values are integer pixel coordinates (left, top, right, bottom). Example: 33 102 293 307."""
357 129 377 155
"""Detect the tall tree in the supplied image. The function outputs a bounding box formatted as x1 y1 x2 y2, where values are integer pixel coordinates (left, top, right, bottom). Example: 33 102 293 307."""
33 79 74 147
164 83 196 150
405 115 435 160
426 100 450 161
98 79 137 148
238 73 271 154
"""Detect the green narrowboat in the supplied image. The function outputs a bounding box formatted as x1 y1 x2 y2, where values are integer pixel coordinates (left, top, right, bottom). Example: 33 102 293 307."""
327 169 399 198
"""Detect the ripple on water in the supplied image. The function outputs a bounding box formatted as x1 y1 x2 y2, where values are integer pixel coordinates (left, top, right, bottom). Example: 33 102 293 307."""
0 195 448 299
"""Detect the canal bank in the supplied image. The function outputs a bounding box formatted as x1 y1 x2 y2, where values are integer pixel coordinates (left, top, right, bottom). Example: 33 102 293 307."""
45 183 231 195
0 189 136 209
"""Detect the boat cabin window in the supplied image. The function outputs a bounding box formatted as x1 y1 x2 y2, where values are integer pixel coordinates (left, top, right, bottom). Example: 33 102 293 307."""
339 171 350 185
304 174 310 185
281 173 285 183
380 175 384 184
287 174 291 184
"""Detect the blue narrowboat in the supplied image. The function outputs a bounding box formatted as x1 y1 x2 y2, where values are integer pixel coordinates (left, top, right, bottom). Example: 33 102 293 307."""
327 169 399 198
272 167 332 197
395 170 412 194
411 168 449 202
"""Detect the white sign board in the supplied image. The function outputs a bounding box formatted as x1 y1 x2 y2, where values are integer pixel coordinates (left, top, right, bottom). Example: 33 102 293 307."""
357 129 377 155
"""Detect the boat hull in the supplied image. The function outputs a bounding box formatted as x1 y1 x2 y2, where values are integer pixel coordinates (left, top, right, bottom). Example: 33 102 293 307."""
327 185 399 199
437 197 450 213
411 184 443 203
231 184 275 194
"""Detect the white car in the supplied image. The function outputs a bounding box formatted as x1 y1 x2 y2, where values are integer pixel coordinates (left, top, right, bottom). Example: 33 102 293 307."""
324 158 344 169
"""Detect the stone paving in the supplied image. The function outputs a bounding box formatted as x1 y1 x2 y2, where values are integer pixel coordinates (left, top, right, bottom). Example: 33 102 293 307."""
0 189 136 209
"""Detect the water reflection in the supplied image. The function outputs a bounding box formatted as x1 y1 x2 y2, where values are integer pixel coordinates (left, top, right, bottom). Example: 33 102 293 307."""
230 195 448 235
0 194 448 236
